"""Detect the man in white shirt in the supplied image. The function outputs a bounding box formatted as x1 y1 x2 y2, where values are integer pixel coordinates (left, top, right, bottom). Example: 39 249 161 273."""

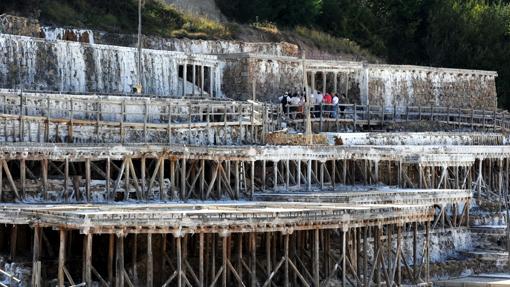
289 95 301 119
314 92 323 117
332 93 339 118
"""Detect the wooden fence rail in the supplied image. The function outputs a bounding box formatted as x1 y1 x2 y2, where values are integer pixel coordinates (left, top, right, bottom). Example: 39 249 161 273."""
270 103 510 133
0 93 266 144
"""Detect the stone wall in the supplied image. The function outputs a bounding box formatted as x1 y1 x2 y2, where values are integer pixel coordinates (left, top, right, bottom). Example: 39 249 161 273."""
0 34 221 97
46 28 300 57
222 54 304 102
364 65 498 109
0 15 498 107
305 61 498 109
1 14 300 57
0 14 40 37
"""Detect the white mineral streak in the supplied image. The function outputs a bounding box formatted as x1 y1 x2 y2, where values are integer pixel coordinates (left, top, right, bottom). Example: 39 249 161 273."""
329 132 505 146
0 258 30 287
0 34 220 96
42 26 95 44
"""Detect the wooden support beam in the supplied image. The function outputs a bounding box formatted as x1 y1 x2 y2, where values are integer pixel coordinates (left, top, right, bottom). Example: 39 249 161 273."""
199 233 204 287
116 235 124 287
284 233 290 287
20 159 25 199
307 160 312 192
250 233 257 287
147 234 153 287
41 159 48 200
2 161 19 201
177 236 183 287
58 229 66 287
314 229 320 287
181 158 186 200
222 235 228 287
63 157 69 202
85 159 91 202
84 233 92 287
159 157 165 201
9 225 16 260
32 226 41 287
342 230 346 287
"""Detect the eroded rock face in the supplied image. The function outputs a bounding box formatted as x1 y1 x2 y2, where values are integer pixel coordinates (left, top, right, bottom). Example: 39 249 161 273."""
0 34 220 96
364 66 498 109
0 14 40 37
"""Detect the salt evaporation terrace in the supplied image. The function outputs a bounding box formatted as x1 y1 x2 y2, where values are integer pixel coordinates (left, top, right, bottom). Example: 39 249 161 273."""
0 13 508 287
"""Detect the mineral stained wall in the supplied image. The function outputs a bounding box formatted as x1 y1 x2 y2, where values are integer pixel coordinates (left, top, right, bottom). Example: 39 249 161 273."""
0 33 220 96
364 65 498 109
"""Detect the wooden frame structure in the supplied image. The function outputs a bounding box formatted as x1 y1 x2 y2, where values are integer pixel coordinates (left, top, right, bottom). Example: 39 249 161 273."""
0 202 433 287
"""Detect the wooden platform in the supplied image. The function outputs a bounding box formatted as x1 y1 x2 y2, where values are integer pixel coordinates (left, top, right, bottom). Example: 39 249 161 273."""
435 274 510 286
0 201 433 234
254 188 472 205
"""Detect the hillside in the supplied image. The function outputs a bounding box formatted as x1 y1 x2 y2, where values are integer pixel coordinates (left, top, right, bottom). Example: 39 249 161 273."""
1 0 508 108
0 0 377 62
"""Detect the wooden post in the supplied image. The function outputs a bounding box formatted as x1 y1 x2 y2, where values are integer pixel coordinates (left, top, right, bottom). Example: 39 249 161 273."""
262 160 266 191
85 158 91 202
397 225 402 286
425 222 430 284
200 159 205 200
307 160 312 191
201 65 205 97
64 158 69 202
297 160 301 188
199 233 204 287
284 233 289 287
177 236 183 287
222 235 228 287
147 234 153 287
84 234 92 286
251 161 255 199
181 158 186 200
20 159 25 199
141 157 146 200
183 63 187 97
9 225 16 260
58 229 66 287
273 161 278 190
160 157 165 201
116 235 124 287
250 233 257 287
192 64 196 96
314 229 320 287
235 161 240 198
342 229 346 287
109 234 115 285
32 226 41 287
120 100 125 143
132 234 138 284
41 159 48 200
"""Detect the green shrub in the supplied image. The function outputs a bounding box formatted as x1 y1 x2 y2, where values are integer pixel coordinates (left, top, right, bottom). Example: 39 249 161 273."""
294 26 377 61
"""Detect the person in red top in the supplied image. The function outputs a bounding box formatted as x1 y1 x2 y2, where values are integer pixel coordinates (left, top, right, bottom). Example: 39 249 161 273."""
323 92 332 117
323 92 332 104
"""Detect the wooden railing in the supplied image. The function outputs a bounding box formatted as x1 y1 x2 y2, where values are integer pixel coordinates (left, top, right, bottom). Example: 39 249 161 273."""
0 92 265 144
0 93 260 126
269 103 510 133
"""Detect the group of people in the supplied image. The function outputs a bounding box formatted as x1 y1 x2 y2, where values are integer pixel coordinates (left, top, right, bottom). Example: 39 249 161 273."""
279 89 347 118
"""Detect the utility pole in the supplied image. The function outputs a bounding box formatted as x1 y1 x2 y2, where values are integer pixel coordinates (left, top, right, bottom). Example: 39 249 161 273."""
302 52 312 144
135 0 144 94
